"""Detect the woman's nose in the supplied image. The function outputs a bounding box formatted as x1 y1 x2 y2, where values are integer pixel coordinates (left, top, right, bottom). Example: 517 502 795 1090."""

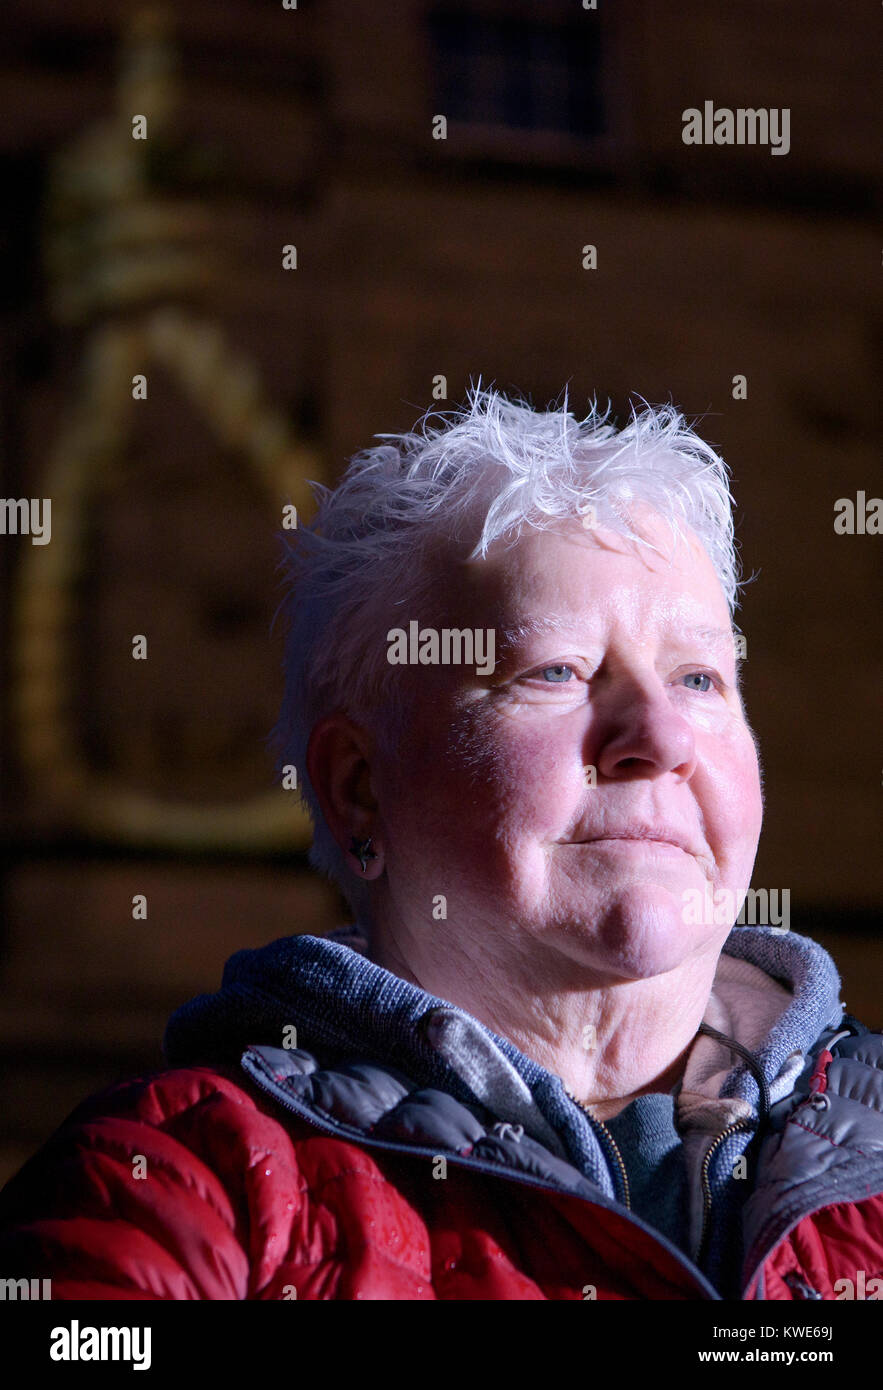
591 682 697 781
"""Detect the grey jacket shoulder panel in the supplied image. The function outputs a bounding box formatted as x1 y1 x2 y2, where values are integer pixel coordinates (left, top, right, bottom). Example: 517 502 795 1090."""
243 1043 590 1190
241 1042 616 1204
742 1024 883 1288
763 1025 883 1158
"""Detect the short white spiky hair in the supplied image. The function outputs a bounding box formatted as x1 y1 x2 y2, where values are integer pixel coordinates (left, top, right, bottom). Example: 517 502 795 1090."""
268 382 741 922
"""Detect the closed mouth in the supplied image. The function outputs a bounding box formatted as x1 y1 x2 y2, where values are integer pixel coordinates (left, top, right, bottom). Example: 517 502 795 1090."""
572 834 692 855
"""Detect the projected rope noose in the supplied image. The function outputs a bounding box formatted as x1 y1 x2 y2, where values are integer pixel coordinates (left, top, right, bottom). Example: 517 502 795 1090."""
12 7 316 850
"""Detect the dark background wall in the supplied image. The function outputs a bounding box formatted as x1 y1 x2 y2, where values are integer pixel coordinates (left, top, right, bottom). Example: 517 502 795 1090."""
0 0 880 1187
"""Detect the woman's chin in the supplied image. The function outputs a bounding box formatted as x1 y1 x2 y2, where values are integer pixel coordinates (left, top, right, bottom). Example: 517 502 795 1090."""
574 885 727 979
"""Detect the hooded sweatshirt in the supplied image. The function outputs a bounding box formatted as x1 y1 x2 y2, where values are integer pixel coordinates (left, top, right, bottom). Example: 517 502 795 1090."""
163 923 845 1297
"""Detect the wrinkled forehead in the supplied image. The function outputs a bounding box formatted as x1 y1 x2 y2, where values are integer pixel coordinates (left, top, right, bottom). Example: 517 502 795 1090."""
430 510 730 636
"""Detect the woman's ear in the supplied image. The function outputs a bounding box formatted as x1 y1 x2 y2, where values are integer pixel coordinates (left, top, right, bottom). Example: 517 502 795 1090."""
306 714 383 879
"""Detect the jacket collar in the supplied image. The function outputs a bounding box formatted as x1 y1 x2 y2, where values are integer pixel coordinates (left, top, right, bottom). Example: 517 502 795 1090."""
164 924 843 1185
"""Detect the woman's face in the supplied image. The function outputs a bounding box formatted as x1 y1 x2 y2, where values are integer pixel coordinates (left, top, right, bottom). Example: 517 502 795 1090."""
372 512 764 982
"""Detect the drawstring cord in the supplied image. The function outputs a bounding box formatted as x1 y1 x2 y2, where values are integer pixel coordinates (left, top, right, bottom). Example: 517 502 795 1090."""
696 1021 772 1123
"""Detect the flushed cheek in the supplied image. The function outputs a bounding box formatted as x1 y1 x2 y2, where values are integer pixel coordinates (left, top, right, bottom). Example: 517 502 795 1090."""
474 721 583 836
698 743 763 884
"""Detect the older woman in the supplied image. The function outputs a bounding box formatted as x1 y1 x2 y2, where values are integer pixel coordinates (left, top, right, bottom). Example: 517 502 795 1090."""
1 386 881 1302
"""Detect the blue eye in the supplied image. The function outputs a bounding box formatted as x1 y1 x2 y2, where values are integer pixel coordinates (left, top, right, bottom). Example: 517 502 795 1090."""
682 672 713 692
541 664 573 683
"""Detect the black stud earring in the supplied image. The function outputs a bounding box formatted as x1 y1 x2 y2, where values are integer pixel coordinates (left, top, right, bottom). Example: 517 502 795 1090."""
349 835 377 874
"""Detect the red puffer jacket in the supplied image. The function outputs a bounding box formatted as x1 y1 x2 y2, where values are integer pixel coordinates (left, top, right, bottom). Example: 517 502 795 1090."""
1 1024 883 1300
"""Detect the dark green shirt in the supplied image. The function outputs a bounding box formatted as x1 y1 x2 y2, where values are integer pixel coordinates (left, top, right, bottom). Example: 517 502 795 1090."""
603 1091 691 1256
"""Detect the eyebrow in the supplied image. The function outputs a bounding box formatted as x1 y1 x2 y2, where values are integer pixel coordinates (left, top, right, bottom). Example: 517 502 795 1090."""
498 616 737 650
497 615 575 648
682 625 739 651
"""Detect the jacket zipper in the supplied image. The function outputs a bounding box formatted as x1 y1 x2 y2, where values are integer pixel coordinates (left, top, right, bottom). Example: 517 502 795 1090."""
562 1085 631 1210
588 1115 631 1211
241 1047 721 1298
697 1118 754 1268
572 1096 752 1265
597 1117 631 1206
